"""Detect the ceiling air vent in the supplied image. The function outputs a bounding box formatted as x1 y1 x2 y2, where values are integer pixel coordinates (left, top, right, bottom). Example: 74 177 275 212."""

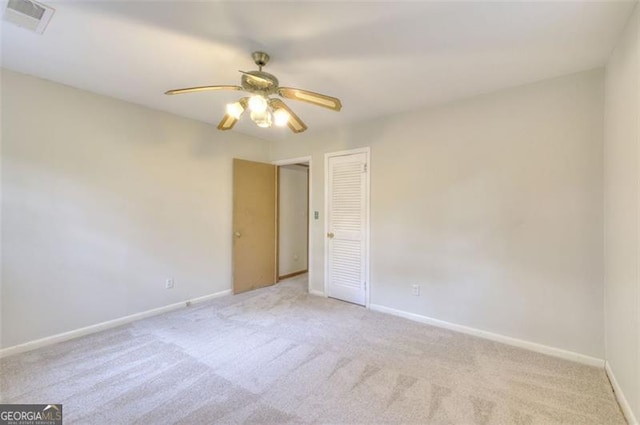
4 0 55 34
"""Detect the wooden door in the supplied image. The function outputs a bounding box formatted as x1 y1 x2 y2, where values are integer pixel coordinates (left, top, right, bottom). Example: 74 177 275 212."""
233 158 277 294
325 151 369 305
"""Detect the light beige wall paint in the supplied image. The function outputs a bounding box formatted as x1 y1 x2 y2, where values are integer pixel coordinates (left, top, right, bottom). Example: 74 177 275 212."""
1 70 270 348
604 5 640 420
278 165 308 276
271 69 605 357
0 67 4 350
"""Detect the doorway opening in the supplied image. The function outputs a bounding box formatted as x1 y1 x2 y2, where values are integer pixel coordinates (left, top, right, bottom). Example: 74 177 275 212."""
277 163 309 281
273 157 313 293
231 156 313 296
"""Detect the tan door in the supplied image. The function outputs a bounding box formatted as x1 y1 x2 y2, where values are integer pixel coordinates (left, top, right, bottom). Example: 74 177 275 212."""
233 158 277 294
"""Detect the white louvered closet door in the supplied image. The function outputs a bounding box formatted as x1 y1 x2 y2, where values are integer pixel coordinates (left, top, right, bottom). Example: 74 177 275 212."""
326 151 368 306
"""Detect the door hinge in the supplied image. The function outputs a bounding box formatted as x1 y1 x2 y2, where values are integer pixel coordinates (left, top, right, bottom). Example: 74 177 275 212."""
362 163 368 173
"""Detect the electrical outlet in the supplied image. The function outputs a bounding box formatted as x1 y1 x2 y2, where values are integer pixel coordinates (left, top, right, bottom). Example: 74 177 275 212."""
411 284 420 296
165 278 174 289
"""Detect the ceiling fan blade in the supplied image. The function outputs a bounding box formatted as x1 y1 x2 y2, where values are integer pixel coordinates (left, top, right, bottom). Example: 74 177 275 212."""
165 85 242 95
217 113 239 131
269 98 308 133
278 87 342 111
238 70 272 84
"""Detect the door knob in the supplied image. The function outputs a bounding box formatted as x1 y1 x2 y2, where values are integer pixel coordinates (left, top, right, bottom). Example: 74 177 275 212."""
327 232 334 239
235 231 241 238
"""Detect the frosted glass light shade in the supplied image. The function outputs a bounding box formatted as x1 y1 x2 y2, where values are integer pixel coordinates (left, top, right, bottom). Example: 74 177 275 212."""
248 95 268 113
225 102 244 119
251 110 272 128
273 108 290 127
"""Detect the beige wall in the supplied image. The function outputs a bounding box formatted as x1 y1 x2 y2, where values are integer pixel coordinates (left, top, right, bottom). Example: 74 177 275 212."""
271 69 605 358
278 165 308 277
0 64 613 363
0 70 270 348
604 5 640 421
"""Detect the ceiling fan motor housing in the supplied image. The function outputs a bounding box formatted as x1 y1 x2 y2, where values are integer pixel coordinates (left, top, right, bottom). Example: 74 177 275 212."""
241 71 279 95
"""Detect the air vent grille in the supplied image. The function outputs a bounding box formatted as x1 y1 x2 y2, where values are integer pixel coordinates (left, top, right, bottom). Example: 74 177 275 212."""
8 0 44 19
4 0 54 34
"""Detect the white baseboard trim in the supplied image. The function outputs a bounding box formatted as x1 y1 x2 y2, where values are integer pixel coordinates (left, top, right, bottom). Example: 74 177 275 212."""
0 289 232 359
369 303 604 368
309 290 326 297
606 361 639 425
188 289 232 305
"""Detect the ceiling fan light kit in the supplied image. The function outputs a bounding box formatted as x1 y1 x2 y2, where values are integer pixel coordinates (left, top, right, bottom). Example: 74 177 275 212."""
225 100 246 119
165 51 342 133
273 108 290 126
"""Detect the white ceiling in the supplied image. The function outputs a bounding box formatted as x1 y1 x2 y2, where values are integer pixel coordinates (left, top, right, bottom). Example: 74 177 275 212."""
1 1 636 141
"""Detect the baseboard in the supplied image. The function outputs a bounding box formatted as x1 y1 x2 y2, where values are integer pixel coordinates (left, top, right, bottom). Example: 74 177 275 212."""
309 289 326 297
369 304 604 368
606 361 639 425
0 289 232 359
188 290 232 305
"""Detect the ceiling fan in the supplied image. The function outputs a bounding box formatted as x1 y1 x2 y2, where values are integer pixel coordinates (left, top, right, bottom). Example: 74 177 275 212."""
165 51 342 133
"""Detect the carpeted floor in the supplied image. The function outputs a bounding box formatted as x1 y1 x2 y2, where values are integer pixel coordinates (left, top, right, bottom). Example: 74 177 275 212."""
0 275 626 424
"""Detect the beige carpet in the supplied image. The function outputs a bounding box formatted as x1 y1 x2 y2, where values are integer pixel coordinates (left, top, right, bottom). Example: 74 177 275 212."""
0 275 626 424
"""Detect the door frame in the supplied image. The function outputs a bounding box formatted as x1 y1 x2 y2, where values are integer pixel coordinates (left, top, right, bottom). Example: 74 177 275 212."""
272 156 313 295
324 147 371 307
